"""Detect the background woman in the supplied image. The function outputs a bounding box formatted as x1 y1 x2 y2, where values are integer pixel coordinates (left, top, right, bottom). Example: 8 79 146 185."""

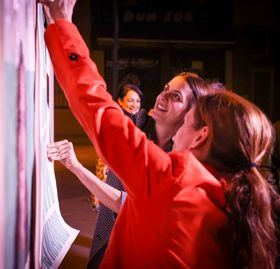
92 83 145 208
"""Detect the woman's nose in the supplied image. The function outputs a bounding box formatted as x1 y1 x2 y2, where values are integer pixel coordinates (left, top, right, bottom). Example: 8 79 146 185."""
160 92 169 101
130 101 136 108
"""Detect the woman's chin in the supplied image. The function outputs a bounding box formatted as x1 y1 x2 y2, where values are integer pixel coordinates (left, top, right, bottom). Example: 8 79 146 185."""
150 110 162 121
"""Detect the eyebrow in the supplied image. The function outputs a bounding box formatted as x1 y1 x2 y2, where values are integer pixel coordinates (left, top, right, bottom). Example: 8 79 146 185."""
164 87 183 96
173 90 183 95
163 84 184 98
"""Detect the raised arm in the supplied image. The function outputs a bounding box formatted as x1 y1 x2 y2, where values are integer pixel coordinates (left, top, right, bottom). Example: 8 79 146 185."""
40 0 175 202
47 140 123 213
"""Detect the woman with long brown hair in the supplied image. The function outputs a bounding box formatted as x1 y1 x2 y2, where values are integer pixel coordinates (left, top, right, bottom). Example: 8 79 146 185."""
189 92 279 268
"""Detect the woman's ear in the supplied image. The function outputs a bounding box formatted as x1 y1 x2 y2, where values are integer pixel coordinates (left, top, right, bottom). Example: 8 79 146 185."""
189 126 209 149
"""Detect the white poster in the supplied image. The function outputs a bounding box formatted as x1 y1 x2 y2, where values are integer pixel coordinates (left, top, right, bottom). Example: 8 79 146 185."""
0 0 4 267
34 5 79 269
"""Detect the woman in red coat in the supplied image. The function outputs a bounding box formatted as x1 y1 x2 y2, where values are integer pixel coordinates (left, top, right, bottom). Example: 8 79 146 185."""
40 0 279 268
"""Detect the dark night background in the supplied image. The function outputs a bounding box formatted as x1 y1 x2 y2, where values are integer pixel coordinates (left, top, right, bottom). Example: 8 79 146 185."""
55 0 280 143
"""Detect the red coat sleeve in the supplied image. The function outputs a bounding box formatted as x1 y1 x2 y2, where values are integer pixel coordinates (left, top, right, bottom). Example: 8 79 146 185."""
44 20 182 201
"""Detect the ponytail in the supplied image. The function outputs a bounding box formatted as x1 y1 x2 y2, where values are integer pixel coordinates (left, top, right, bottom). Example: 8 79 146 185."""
226 167 278 269
194 91 279 269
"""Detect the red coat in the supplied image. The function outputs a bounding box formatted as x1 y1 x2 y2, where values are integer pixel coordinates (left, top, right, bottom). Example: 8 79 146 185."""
45 20 232 269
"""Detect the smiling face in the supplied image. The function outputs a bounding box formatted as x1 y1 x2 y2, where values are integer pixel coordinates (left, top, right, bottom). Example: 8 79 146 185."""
117 90 141 114
150 75 193 131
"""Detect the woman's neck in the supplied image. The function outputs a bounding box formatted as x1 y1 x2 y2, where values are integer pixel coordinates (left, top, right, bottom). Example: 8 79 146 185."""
155 123 176 149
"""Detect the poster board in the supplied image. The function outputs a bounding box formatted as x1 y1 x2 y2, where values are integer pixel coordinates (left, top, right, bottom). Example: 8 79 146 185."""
0 2 78 268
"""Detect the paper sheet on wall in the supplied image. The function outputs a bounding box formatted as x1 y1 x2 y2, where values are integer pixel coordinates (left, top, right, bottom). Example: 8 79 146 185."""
0 0 4 267
34 5 79 269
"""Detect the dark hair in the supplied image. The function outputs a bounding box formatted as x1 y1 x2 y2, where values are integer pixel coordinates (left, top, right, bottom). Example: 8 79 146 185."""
115 83 144 102
178 72 210 110
193 91 278 269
